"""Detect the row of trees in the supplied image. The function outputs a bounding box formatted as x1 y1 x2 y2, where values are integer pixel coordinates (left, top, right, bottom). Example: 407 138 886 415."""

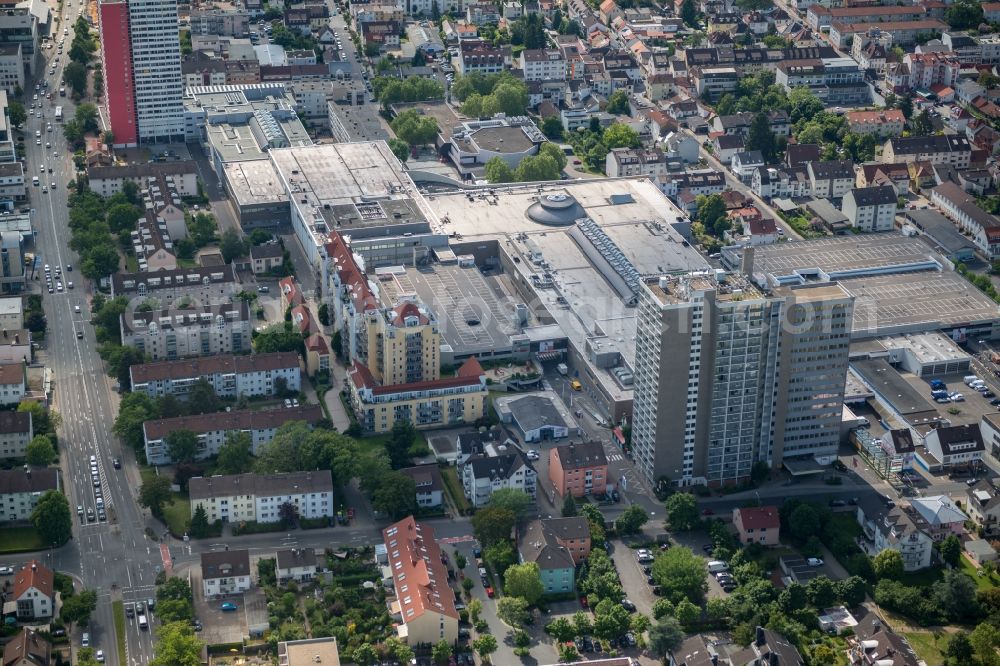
564 120 642 172
451 72 530 118
484 143 568 183
373 76 445 107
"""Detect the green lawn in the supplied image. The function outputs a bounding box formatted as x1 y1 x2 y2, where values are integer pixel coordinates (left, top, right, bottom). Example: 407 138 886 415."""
899 567 944 588
960 557 999 591
140 466 191 537
441 465 471 515
112 600 127 666
0 526 46 553
901 630 948 665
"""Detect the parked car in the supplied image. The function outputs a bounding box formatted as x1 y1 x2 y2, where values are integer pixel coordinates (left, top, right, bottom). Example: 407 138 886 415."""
807 557 824 566
220 602 238 611
0 567 13 575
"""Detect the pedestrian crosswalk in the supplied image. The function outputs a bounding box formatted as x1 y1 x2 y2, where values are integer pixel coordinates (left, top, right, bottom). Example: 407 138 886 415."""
439 535 476 545
607 453 623 462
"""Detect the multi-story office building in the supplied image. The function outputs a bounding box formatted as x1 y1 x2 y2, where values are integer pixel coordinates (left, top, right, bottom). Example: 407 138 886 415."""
129 351 301 398
142 404 323 465
775 57 868 105
120 302 252 361
0 45 23 95
630 273 854 487
0 92 17 165
98 0 185 146
189 470 334 523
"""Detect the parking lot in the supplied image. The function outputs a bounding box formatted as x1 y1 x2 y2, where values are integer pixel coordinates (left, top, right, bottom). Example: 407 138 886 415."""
190 569 266 645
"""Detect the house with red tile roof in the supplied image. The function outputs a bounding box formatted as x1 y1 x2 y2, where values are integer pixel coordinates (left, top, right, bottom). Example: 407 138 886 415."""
304 333 331 377
12 561 54 620
733 506 781 546
383 517 459 645
279 277 303 311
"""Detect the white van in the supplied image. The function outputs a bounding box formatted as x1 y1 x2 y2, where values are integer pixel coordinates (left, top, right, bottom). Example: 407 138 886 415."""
707 560 729 573
32 176 38 186
965 375 981 386
138 614 148 629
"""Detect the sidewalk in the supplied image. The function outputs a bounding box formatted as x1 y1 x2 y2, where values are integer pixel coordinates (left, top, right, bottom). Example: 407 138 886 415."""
322 361 352 432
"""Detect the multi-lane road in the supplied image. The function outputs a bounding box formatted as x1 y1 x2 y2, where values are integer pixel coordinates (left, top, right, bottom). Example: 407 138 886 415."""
8 4 167 664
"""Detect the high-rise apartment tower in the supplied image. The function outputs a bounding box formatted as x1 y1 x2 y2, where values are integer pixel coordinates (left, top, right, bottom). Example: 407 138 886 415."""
98 0 185 146
630 272 854 488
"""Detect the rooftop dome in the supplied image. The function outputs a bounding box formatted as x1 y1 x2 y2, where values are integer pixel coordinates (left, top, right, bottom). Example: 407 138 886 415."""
526 192 586 226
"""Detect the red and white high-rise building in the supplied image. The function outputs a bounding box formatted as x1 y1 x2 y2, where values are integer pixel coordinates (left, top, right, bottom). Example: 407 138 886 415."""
98 0 184 147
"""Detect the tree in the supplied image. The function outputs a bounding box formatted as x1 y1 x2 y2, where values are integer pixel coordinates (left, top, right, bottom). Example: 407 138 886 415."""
649 616 684 656
788 503 821 542
188 505 212 538
431 639 452 665
593 600 632 640
489 488 532 521
606 90 630 115
806 576 837 608
872 549 904 580
541 115 564 140
573 610 593 637
652 546 708 604
81 244 122 280
215 432 254 475
484 156 516 183
106 203 143 235
384 419 416 469
945 0 983 30
664 492 699 531
615 504 648 534
388 138 410 163
149 622 204 666
31 490 72 546
390 109 439 147
219 228 247 264
562 493 578 517
7 100 25 127
515 154 561 182
353 644 378 666
156 599 194 624
674 597 700 629
680 0 697 26
102 344 146 388
939 535 962 567
64 62 88 97
603 123 641 149
934 569 979 621
472 505 516 546
970 622 1000 666
546 617 576 642
165 430 199 464
946 632 974 665
25 435 56 466
746 112 777 163
371 471 417 519
60 589 97 626
504 562 544 605
74 104 100 133
911 109 933 136
187 379 220 415
497 596 530 627
113 392 156 451
836 576 867 606
979 71 1000 89
139 475 173 516
787 87 824 124
473 635 498 662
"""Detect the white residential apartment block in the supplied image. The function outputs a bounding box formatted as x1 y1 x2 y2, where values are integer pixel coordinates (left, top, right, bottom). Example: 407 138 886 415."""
189 471 334 524
121 302 252 361
519 49 567 81
0 362 26 406
127 0 186 143
129 352 301 399
606 147 674 178
0 411 32 460
461 451 537 507
842 186 897 232
142 404 324 465
0 468 59 523
857 501 935 571
631 273 854 488
201 550 252 596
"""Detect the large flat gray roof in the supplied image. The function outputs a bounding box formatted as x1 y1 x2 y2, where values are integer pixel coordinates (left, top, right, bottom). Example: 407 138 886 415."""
223 160 289 207
751 234 944 280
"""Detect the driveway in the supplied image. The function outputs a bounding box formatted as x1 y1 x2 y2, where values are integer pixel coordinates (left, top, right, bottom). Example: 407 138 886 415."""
609 540 656 618
190 568 249 645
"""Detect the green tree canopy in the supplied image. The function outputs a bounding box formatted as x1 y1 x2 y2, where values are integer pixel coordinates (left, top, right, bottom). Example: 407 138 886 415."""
215 432 254 475
615 504 649 534
651 546 707 604
872 549 904 580
606 90 631 115
504 562 544 605
664 492 699 531
390 109 439 147
602 123 641 149
165 430 199 464
484 157 516 183
60 589 97 625
149 621 204 666
25 435 56 466
31 490 72 546
139 475 173 516
472 505 516 546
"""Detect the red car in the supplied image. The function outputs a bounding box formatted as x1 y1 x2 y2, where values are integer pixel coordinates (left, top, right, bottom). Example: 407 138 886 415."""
579 596 588 608
486 586 495 598
701 508 714 516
